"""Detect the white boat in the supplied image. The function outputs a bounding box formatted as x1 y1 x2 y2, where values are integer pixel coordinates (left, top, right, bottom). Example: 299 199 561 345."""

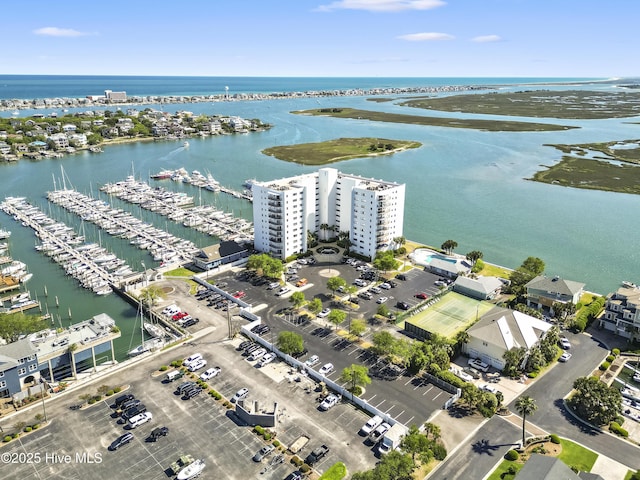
128 337 162 356
183 141 190 148
19 273 33 283
144 322 165 338
0 229 11 239
177 459 205 480
622 281 637 289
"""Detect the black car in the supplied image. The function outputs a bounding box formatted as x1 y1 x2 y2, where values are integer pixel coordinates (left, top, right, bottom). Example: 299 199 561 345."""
148 426 169 442
182 386 202 400
112 393 134 409
215 282 228 288
395 273 407 281
176 381 195 395
109 432 134 451
388 280 398 288
182 317 199 328
396 301 410 311
243 344 260 356
285 472 303 480
292 348 309 359
237 340 253 351
118 398 141 414
122 404 146 421
305 445 330 466
256 325 270 335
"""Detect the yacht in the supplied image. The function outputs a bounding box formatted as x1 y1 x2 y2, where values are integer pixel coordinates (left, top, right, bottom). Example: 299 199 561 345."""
143 322 165 339
0 229 11 239
128 338 162 356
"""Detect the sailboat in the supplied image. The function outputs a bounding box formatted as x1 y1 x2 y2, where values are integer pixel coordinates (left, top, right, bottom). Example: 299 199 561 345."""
128 301 162 356
143 321 165 339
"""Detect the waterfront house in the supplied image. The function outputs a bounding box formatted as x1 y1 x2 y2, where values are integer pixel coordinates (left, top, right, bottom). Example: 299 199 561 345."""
49 133 69 149
463 306 553 370
68 133 88 148
525 275 585 314
62 123 77 133
600 284 640 340
516 454 603 480
192 241 249 271
0 339 39 401
426 257 471 279
453 275 504 300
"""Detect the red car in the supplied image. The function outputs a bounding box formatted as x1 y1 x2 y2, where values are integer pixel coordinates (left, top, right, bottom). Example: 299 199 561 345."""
233 291 246 299
415 292 429 300
172 311 188 320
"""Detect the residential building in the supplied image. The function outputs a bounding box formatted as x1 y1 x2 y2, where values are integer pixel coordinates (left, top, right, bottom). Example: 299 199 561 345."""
516 454 603 480
600 284 640 340
48 133 69 149
525 275 585 313
104 90 127 102
252 167 405 260
462 306 553 370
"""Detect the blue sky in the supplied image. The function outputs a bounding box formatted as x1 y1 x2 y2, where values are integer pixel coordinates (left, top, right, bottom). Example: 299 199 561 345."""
3 0 638 77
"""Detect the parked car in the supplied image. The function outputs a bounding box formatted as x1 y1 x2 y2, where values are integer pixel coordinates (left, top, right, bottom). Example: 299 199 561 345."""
359 415 383 436
231 388 249 403
183 353 203 367
292 348 309 359
109 432 134 451
359 291 373 300
396 301 410 310
249 348 267 361
237 340 253 350
468 358 490 372
305 355 320 367
415 292 429 300
122 404 147 422
258 352 276 367
182 386 202 400
559 336 571 349
188 359 207 372
479 384 498 394
253 444 275 462
128 411 153 429
295 278 308 287
200 367 221 381
275 287 291 296
319 394 340 411
182 317 199 328
379 282 392 290
148 426 169 442
377 296 388 304
243 344 260 356
176 381 196 395
319 363 334 375
113 393 135 409
369 422 390 444
395 273 407 280
233 291 246 299
462 366 481 379
370 286 382 294
559 352 572 362
317 308 331 318
304 445 330 466
285 472 303 480
267 282 280 290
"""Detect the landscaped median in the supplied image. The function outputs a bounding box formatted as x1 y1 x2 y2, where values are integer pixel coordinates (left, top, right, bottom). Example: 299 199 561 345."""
487 436 598 480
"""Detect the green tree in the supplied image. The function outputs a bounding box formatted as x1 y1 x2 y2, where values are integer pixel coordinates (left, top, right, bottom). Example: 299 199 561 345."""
441 240 458 255
372 331 396 357
454 330 470 355
503 346 526 377
289 291 306 310
515 395 538 447
460 383 483 410
400 425 430 462
349 318 366 337
465 250 483 265
246 254 283 279
307 297 323 315
373 251 400 273
327 309 347 330
351 450 415 480
277 331 304 355
424 422 441 441
377 303 390 318
340 364 371 394
569 376 621 425
326 276 347 296
0 313 48 343
521 257 545 275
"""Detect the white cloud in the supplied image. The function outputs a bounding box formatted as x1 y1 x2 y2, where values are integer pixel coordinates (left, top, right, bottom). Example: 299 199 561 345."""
472 35 502 43
33 27 90 37
315 0 446 13
397 32 454 41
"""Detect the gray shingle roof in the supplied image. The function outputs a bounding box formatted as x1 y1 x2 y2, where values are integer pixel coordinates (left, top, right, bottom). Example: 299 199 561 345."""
525 275 585 296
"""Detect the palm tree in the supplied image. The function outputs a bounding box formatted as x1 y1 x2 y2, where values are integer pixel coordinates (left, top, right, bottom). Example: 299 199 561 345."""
441 239 458 255
515 395 538 447
319 223 329 241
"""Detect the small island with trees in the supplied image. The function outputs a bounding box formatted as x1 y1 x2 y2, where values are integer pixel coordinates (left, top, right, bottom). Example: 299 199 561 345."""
261 137 421 166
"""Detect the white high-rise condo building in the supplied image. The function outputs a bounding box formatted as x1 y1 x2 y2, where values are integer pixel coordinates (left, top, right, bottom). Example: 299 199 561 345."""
252 167 405 260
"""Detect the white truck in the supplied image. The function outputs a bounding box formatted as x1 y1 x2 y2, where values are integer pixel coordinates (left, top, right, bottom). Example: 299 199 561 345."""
378 423 408 455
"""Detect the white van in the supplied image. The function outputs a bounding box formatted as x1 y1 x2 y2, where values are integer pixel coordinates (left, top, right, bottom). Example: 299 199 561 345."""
166 370 184 382
249 348 266 361
183 353 203 367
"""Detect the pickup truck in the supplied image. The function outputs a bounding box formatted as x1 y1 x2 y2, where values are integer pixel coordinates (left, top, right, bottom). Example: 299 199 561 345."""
305 444 329 466
468 358 490 372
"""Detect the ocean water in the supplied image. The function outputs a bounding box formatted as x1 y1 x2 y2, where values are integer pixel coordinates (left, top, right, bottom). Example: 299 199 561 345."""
0 76 635 359
0 75 605 100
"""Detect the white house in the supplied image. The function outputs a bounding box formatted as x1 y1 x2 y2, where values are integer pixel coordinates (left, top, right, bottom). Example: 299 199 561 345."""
464 307 553 371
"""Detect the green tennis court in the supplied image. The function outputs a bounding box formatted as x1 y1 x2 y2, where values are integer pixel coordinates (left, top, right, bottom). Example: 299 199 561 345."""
405 291 495 340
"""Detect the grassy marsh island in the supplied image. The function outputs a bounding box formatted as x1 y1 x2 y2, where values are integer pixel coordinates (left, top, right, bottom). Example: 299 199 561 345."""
293 107 575 132
531 139 640 194
261 137 421 165
399 89 640 119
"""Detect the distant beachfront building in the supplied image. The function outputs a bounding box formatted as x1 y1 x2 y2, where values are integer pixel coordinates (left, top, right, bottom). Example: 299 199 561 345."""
104 90 127 102
600 284 640 340
252 167 405 260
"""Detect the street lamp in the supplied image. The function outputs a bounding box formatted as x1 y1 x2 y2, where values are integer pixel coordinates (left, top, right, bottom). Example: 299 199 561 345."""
39 378 47 422
140 261 147 287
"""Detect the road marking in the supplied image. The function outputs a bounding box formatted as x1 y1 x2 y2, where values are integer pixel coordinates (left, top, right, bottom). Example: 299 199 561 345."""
422 385 434 396
404 415 415 425
433 391 443 401
376 399 386 408
385 405 395 414
366 394 377 402
404 378 413 386
396 409 405 418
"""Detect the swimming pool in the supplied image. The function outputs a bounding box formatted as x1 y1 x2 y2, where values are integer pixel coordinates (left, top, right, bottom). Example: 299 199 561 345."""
410 248 458 267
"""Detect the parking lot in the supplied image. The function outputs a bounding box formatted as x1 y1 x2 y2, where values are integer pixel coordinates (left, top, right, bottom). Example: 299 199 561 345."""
1 329 377 480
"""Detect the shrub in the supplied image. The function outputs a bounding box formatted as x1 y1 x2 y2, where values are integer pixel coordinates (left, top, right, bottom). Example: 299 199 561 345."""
549 434 560 444
254 425 265 435
88 398 96 404
113 386 121 393
612 348 620 356
505 449 519 461
599 362 610 371
264 432 272 441
3 436 11 443
24 426 32 433
527 371 538 378
291 456 303 467
32 424 39 430
606 355 615 363
300 464 311 474
106 390 114 396
12 433 19 439
610 422 629 437
159 365 169 371
431 443 447 461
273 440 280 448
